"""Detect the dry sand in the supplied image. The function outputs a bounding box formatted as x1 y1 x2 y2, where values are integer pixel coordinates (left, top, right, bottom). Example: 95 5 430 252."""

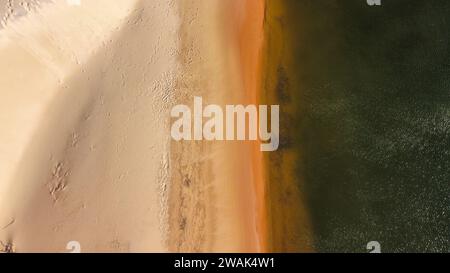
0 0 266 252
0 0 179 252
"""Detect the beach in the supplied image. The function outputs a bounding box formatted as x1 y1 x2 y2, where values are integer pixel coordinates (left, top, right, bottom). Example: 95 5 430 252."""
168 0 265 252
2 0 447 254
0 0 266 252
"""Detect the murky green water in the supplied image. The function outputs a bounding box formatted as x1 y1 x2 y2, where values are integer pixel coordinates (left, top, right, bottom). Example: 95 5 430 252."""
267 0 449 252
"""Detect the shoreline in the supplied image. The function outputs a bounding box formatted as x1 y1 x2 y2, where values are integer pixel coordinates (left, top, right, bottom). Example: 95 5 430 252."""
261 0 315 252
168 0 266 252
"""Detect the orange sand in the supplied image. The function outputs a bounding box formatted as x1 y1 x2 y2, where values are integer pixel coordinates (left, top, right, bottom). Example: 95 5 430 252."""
224 0 267 251
167 0 267 252
235 0 267 252
220 0 267 252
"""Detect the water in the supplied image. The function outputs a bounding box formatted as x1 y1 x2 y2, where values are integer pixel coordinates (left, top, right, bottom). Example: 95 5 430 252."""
265 0 450 252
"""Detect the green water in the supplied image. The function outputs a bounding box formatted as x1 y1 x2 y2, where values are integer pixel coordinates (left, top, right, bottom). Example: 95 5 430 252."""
270 0 450 252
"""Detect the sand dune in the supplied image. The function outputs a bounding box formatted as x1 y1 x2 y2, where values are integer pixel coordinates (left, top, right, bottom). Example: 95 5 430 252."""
0 0 179 252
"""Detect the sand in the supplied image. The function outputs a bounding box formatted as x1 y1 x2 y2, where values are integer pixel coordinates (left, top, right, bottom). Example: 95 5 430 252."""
0 0 266 253
0 0 179 252
168 0 265 252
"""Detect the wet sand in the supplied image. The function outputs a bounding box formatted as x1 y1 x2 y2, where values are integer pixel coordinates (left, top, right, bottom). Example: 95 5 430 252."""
168 0 266 252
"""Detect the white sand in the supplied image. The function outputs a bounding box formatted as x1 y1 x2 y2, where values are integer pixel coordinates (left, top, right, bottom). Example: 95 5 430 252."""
0 0 179 252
